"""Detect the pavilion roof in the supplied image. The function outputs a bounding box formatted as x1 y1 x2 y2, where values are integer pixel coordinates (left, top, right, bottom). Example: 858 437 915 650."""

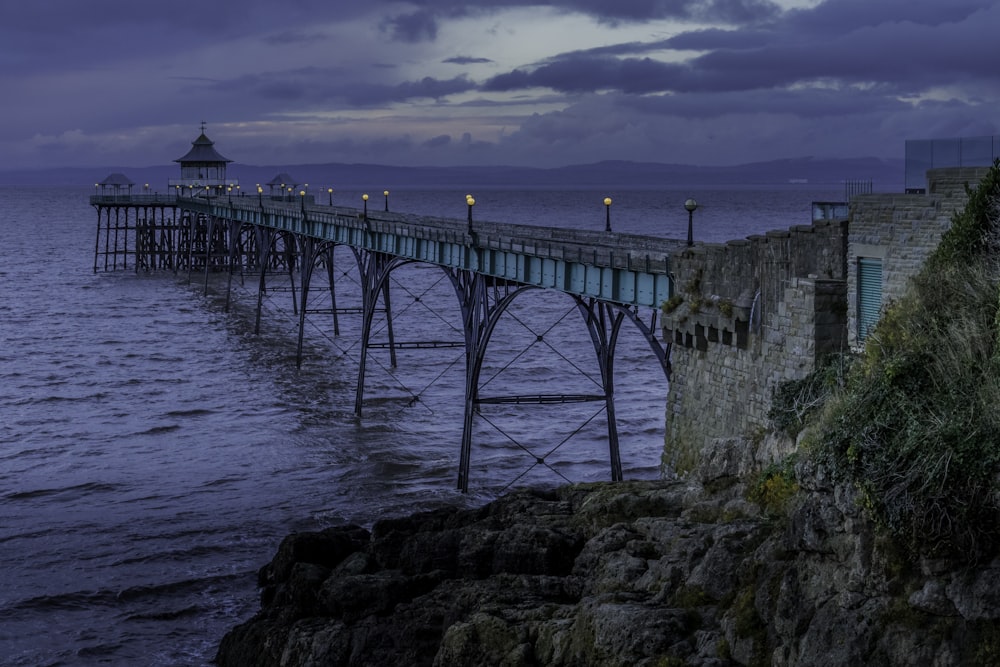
174 132 233 164
99 172 135 187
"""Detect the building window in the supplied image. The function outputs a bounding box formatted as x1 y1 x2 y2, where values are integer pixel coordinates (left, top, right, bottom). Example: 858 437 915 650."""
857 257 883 342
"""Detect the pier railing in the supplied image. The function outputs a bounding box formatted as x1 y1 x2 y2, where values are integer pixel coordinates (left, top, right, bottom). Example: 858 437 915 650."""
90 193 681 307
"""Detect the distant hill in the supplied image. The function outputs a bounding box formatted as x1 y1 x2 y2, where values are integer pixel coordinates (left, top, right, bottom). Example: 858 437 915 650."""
0 156 906 192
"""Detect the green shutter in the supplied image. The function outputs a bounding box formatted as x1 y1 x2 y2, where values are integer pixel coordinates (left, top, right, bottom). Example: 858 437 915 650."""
858 258 883 342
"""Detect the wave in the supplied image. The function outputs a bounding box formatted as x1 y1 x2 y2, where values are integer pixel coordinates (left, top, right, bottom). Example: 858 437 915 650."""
4 481 123 502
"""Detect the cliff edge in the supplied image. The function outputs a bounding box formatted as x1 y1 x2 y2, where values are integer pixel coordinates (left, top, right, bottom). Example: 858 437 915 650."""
215 452 1000 666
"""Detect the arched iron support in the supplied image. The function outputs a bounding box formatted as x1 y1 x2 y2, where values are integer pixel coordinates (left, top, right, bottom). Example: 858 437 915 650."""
444 267 537 492
352 248 411 417
294 236 340 367
573 297 628 482
251 227 299 335
618 306 672 381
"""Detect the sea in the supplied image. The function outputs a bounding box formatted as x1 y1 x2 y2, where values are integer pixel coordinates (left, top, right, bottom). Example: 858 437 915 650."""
0 183 843 666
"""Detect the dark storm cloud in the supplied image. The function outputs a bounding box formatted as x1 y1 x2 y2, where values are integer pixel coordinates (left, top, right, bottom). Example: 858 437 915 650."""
444 56 495 65
390 0 782 25
381 10 440 42
217 68 475 107
3 0 998 169
482 0 1000 97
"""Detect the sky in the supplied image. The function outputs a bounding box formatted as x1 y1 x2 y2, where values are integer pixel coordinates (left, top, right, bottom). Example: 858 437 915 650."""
2 0 998 170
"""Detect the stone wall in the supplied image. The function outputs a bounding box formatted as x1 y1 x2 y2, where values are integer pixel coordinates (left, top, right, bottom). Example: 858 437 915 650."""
846 166 989 348
660 220 848 470
660 166 990 473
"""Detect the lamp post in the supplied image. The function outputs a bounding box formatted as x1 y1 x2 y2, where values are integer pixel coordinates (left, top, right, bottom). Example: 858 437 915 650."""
300 190 306 211
384 190 389 212
327 187 333 206
287 186 292 202
684 198 698 246
362 193 369 219
257 185 263 204
604 197 612 232
466 195 475 235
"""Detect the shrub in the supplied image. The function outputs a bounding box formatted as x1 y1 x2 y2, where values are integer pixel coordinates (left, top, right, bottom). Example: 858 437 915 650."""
768 355 852 438
815 162 1000 562
747 456 800 517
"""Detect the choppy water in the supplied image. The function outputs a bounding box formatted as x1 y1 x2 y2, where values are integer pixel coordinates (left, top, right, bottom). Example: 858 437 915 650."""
0 184 840 665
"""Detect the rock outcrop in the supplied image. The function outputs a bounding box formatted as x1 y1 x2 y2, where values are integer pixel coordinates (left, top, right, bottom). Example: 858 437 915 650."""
216 456 1000 666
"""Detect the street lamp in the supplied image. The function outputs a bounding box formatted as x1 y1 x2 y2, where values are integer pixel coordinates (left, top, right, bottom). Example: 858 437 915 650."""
362 193 369 219
327 187 333 206
684 198 699 246
384 190 389 212
604 197 612 232
257 185 263 204
466 195 475 235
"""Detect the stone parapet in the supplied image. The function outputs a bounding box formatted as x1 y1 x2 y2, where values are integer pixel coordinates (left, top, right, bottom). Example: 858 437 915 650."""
661 215 849 472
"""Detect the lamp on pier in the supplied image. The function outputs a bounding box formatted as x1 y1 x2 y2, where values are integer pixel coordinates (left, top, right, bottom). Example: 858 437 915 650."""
384 190 389 212
362 193 369 219
604 197 612 232
300 190 306 211
257 185 263 204
144 183 149 194
287 186 292 202
684 198 699 246
227 186 232 202
327 187 333 206
466 195 475 235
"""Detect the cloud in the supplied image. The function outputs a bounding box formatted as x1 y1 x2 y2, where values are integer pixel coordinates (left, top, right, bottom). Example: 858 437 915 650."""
382 10 440 42
444 56 495 65
1 0 998 170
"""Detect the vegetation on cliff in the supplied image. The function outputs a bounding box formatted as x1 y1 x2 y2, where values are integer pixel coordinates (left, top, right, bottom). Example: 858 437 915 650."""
813 160 1000 561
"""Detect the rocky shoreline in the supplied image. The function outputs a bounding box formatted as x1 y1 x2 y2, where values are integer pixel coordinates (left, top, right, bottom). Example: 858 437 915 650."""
215 450 1000 666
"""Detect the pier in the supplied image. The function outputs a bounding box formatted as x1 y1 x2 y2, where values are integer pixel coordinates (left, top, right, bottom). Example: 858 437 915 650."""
90 190 681 491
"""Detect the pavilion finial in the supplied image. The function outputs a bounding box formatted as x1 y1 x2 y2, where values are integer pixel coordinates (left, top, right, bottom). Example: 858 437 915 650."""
200 120 207 134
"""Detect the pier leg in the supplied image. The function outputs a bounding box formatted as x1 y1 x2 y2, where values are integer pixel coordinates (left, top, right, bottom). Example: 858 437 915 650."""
446 270 534 492
295 236 321 368
353 250 407 417
575 298 626 482
254 227 276 335
325 247 340 336
383 280 398 368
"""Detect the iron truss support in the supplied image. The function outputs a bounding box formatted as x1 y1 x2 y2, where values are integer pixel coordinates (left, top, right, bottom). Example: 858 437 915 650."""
352 248 408 417
294 235 338 367
445 268 537 492
619 306 672 381
251 225 298 335
573 297 627 482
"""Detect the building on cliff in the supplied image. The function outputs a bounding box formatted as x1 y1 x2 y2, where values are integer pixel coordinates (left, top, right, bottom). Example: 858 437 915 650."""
660 162 992 473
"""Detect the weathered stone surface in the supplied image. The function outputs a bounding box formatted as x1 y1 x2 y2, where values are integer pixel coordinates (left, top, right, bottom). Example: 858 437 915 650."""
216 474 1000 667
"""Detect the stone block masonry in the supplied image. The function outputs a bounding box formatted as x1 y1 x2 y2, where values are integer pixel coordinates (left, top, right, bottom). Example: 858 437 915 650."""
846 167 989 348
661 219 849 471
659 166 990 475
